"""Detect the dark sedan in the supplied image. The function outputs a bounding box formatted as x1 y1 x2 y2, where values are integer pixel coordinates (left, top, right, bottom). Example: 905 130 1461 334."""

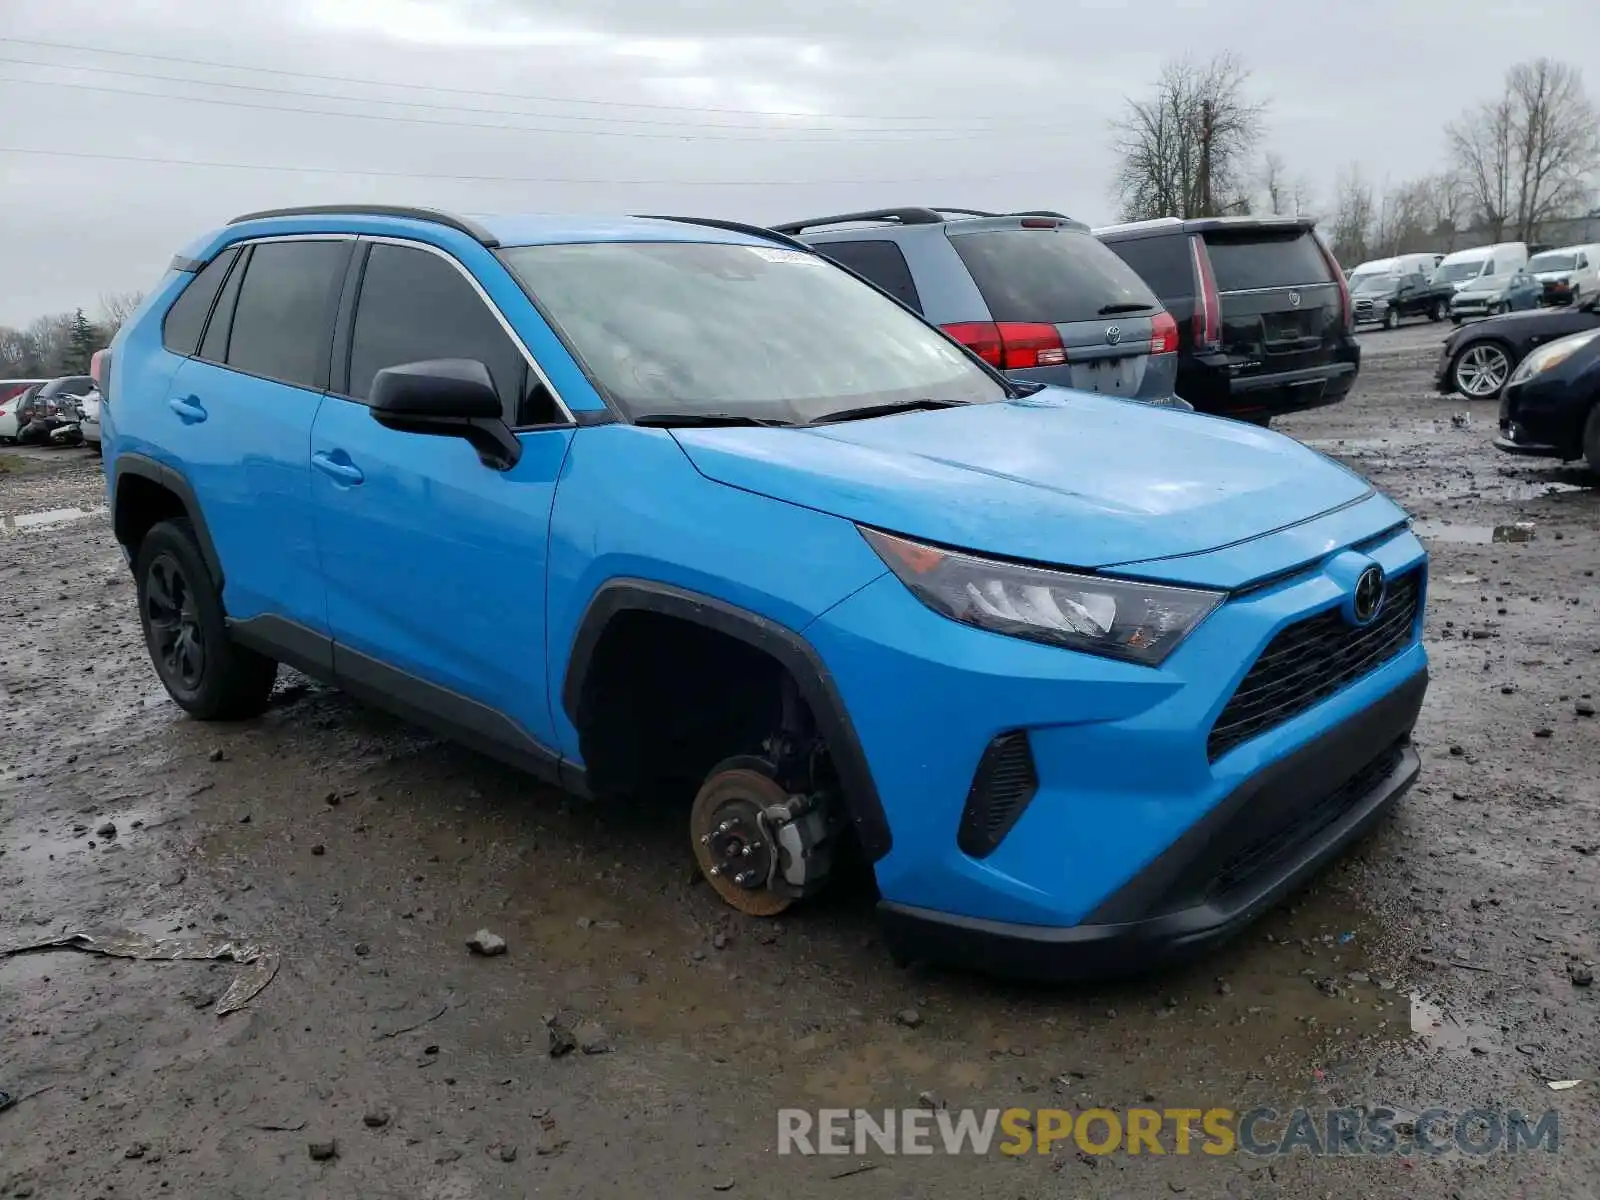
1436 294 1600 399
1494 326 1600 471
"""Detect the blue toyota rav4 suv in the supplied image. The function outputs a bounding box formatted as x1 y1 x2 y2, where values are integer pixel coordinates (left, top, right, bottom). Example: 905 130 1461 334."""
103 205 1429 978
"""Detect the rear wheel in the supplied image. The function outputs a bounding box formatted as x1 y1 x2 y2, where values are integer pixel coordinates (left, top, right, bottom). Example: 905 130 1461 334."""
1450 342 1513 399
1584 405 1600 475
135 519 277 720
1429 299 1446 322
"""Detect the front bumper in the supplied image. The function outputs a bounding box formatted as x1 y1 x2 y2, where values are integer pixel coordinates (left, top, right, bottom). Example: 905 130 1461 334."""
879 671 1425 980
806 513 1428 973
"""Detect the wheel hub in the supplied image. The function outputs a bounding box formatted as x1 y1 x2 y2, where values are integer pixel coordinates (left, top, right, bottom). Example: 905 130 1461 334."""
697 798 774 891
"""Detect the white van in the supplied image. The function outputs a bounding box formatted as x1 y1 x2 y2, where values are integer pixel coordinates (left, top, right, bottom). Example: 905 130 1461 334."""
1527 243 1600 306
1433 242 1529 292
1349 252 1440 284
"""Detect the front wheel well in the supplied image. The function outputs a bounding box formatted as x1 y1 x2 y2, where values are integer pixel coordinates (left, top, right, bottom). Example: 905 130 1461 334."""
571 610 807 800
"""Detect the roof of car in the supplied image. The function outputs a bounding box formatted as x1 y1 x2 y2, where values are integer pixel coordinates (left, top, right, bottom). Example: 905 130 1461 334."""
172 206 805 272
219 205 789 249
1093 215 1317 240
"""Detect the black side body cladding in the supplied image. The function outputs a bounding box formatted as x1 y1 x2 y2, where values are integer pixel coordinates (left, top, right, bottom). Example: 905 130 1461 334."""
562 580 893 861
226 205 501 248
226 615 588 795
112 453 226 589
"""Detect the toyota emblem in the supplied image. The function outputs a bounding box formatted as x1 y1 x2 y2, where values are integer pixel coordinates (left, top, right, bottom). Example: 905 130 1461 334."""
1104 325 1122 345
1288 291 1302 308
1351 565 1386 626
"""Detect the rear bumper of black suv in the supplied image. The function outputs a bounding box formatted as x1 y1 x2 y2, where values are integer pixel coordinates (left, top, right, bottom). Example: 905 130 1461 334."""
1180 351 1360 421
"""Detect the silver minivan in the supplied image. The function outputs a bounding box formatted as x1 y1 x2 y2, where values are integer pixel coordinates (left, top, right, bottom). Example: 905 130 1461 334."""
775 207 1185 406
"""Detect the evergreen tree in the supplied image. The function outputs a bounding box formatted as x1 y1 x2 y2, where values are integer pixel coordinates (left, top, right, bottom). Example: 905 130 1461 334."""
66 308 98 373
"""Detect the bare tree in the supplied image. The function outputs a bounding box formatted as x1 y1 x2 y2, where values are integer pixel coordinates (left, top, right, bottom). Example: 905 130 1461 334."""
1111 53 1267 221
98 291 145 337
1259 152 1287 214
1289 176 1315 217
1327 165 1375 266
1449 58 1599 241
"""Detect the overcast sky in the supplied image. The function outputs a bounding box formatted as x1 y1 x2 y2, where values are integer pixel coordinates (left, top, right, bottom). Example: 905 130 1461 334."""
2 0 1596 327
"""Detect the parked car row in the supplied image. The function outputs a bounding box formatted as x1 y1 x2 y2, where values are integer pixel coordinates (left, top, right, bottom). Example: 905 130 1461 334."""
0 373 95 447
1344 241 1599 332
775 208 1359 427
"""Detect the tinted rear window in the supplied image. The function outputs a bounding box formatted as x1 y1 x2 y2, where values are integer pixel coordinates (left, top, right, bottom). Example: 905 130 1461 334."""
224 240 348 389
949 228 1161 323
1101 235 1193 298
162 248 238 356
1202 231 1331 292
809 239 923 312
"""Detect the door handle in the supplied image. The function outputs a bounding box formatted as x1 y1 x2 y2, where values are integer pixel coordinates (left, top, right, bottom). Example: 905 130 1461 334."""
168 395 207 424
312 451 364 486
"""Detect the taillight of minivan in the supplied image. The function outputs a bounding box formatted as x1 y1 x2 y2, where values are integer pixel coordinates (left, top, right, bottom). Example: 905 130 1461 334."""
1188 237 1221 352
940 321 1067 370
1149 310 1179 355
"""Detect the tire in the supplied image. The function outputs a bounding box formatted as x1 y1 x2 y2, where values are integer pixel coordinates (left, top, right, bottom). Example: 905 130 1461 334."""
1450 342 1514 399
1451 316 1463 325
1429 299 1445 322
1584 405 1600 475
135 518 277 720
1489 301 1507 316
1382 307 1398 331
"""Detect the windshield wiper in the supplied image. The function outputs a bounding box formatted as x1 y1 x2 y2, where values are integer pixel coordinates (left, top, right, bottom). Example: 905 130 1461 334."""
1098 301 1157 315
809 398 963 425
632 413 796 428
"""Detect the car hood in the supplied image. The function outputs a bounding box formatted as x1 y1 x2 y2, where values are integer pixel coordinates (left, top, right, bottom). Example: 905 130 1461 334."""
671 390 1373 569
1458 275 1514 295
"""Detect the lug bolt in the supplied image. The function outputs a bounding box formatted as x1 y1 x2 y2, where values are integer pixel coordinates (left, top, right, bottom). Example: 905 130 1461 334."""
735 871 754 886
708 865 722 877
741 845 754 857
699 834 712 845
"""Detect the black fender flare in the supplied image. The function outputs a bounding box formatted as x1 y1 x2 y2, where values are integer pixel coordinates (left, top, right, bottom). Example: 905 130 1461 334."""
561 579 892 861
112 452 225 589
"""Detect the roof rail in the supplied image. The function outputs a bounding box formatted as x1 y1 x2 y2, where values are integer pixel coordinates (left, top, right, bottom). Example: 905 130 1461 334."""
226 204 500 247
631 214 812 252
769 207 949 235
928 207 999 219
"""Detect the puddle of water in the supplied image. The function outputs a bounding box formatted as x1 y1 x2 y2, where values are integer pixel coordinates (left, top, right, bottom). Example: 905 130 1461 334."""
0 505 107 535
1409 992 1498 1055
1413 520 1536 545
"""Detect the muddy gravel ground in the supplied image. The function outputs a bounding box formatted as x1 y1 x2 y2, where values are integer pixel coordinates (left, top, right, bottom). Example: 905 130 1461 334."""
2 322 1597 1199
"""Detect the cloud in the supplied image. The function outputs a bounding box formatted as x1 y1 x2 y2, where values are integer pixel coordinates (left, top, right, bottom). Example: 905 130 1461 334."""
0 0 1596 324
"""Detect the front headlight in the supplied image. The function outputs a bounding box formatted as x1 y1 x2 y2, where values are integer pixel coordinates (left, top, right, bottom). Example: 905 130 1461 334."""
860 527 1224 666
1508 328 1600 384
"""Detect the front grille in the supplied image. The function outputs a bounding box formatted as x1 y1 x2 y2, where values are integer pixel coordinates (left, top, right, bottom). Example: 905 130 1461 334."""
1209 742 1405 897
1208 570 1422 761
956 731 1038 858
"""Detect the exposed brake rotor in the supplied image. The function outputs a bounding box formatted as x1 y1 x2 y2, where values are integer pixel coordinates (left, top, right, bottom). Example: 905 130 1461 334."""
690 767 794 917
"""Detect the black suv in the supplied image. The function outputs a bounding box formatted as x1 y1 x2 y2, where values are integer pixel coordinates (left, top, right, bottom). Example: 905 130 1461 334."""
1095 217 1359 425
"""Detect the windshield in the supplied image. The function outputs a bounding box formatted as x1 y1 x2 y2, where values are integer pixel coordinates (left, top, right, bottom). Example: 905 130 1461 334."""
499 241 1007 423
1528 253 1577 273
1349 274 1398 294
1434 260 1486 284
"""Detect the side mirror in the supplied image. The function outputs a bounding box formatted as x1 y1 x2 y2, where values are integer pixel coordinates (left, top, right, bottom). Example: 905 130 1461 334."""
369 359 521 470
